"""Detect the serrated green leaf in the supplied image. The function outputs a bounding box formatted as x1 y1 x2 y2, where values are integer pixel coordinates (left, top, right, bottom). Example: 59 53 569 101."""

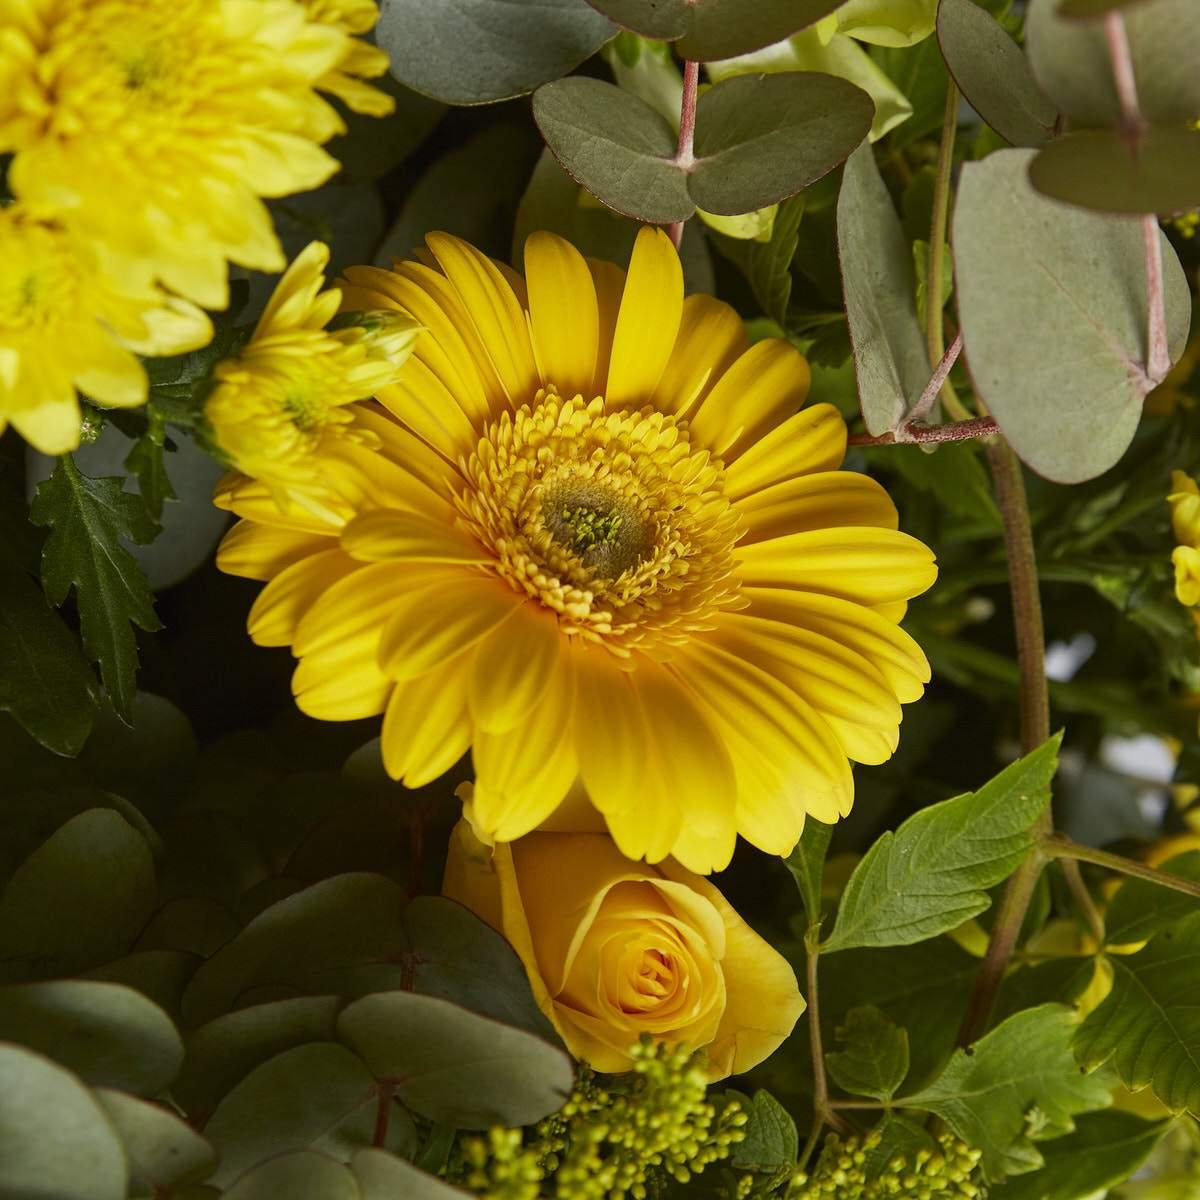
351 1148 472 1199
378 0 615 106
30 457 161 722
0 1044 127 1200
338 991 574 1129
712 194 805 324
904 1004 1113 1182
726 1090 798 1175
823 736 1060 953
827 1005 910 1100
0 980 182 1096
1075 910 1200 1115
952 149 1191 483
837 143 930 436
145 321 248 431
94 1089 216 1193
859 1115 938 1180
124 405 175 521
1104 852 1200 947
784 818 834 929
937 0 1058 148
0 809 157 984
223 1151 359 1200
996 1109 1170 1200
992 956 1098 1026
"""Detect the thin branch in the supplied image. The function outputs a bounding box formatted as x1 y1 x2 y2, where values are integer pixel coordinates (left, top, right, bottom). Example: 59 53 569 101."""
849 414 998 448
667 60 700 250
1060 857 1106 944
828 1099 889 1111
905 331 964 426
373 1083 394 1147
1104 13 1143 138
800 926 848 1171
1044 836 1200 901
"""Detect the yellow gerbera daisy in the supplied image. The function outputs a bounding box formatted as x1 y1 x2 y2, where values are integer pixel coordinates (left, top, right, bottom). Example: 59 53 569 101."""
0 0 365 309
303 0 395 117
0 205 211 455
205 241 419 515
215 227 937 874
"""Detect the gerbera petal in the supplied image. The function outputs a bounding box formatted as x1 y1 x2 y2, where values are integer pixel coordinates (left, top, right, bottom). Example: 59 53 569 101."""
374 356 478 462
377 572 524 681
737 471 898 543
348 404 460 499
737 527 938 605
605 227 684 409
340 508 487 564
524 231 599 400
217 521 334 581
652 294 748 418
588 257 626 398
212 473 350 534
381 652 473 786
723 404 847 501
321 437 457 524
293 633 392 720
247 548 359 647
603 770 684 867
689 339 811 460
469 600 562 734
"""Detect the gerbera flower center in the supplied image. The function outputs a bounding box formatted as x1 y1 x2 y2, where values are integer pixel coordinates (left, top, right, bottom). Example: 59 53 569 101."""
456 387 744 653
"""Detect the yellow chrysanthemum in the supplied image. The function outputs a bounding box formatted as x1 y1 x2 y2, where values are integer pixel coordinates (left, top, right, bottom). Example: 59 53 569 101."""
1173 545 1200 607
1168 470 1200 548
205 241 419 514
0 205 211 455
303 0 395 117
0 0 369 308
215 227 937 874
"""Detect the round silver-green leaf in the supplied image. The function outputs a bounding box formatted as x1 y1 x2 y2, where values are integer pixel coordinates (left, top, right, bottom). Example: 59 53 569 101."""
94 1089 216 1194
223 1152 359 1200
351 1149 472 1199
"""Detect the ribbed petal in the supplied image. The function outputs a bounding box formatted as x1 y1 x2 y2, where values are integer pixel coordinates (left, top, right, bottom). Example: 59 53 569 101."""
587 257 626 398
469 600 562 734
348 404 460 500
652 293 748 418
374 355 478 461
212 473 349 534
381 652 473 785
524 231 598 400
292 632 392 721
723 404 847 501
737 470 898 543
247 548 359 647
217 522 333 581
340 508 487 564
321 434 457 523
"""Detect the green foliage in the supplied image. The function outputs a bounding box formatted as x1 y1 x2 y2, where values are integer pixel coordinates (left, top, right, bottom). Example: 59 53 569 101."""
1104 851 1200 946
29 456 161 722
822 736 1059 953
712 194 805 325
123 405 175 521
825 1006 909 1101
784 817 834 930
726 1089 798 1180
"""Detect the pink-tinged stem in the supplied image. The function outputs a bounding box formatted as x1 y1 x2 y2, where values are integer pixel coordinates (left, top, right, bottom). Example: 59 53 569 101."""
1104 12 1143 137
848 414 998 448
667 60 700 249
906 331 964 425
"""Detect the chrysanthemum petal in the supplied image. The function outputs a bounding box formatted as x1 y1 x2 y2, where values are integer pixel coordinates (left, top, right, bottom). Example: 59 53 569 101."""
9 392 82 456
293 632 392 720
738 471 898 543
340 508 487 564
605 227 684 409
723 404 847 501
217 521 335 581
469 601 562 734
652 294 748 418
256 241 329 337
737 527 937 604
382 653 473 786
689 339 811 459
377 572 524 681
246 548 359 647
524 232 598 400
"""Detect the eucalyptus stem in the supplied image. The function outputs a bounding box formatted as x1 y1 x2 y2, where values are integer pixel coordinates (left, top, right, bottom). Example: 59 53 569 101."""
666 60 699 250
849 414 996 448
1044 837 1200 901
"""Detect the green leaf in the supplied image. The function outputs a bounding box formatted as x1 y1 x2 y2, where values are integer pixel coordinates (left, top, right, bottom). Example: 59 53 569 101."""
871 35 950 151
123 405 175 521
1104 851 1200 947
726 1090 798 1176
351 1148 472 1199
223 1151 359 1200
338 991 574 1129
912 239 953 335
826 1005 910 1100
784 818 834 929
0 980 183 1096
823 735 1060 953
532 73 872 225
712 194 805 324
144 320 247 431
903 1004 1113 1182
1029 127 1200 215
93 1089 216 1193
585 0 842 61
951 148 1191 483
1027 0 1200 129
0 1044 127 1200
30 457 161 722
377 0 615 106
0 560 97 756
204 1043 414 1185
1075 910 1200 1115
328 76 445 181
0 809 157 983
837 143 931 436
992 956 1097 1026
937 0 1058 148
995 1109 1170 1200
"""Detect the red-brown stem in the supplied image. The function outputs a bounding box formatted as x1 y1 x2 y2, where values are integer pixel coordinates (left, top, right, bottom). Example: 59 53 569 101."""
667 60 700 249
373 1083 394 1147
906 331 964 426
848 414 998 448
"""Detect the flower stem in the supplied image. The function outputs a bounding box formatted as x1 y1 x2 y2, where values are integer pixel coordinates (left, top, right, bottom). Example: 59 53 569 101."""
667 60 700 250
848 415 998 448
906 332 964 426
801 926 848 1168
1043 836 1200 901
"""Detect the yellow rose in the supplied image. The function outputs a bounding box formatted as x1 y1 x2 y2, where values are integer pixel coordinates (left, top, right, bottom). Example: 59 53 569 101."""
442 820 805 1080
1168 469 1200 548
1173 545 1200 606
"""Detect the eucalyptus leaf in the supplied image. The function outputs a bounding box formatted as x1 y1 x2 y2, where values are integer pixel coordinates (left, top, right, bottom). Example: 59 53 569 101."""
826 1005 910 1100
338 991 574 1128
1058 0 1158 13
1075 910 1200 1115
1028 127 1200 215
936 0 1058 148
1104 850 1200 946
377 0 615 106
0 1044 127 1200
823 736 1060 952
0 980 182 1096
903 1004 1113 1182
223 1151 359 1200
351 1148 472 1199
951 148 1190 483
94 1089 216 1194
836 143 931 436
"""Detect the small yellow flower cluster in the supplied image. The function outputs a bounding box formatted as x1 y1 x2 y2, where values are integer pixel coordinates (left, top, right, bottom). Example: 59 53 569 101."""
1168 470 1200 610
0 0 393 454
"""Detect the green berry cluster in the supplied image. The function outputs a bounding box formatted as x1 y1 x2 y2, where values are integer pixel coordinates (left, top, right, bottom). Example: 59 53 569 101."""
453 1037 748 1200
787 1129 986 1200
